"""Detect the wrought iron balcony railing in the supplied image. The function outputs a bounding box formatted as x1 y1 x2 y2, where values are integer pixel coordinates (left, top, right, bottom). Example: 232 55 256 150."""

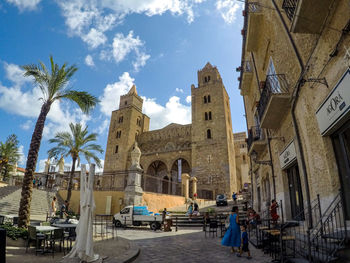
257 74 289 121
282 0 298 21
247 125 264 151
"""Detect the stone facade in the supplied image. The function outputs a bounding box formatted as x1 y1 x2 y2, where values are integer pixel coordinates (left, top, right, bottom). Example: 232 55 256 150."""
103 63 239 199
233 132 249 191
239 0 350 220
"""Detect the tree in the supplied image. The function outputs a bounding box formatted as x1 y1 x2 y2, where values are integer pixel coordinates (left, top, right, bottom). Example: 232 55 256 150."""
0 134 21 180
48 122 103 202
18 56 99 228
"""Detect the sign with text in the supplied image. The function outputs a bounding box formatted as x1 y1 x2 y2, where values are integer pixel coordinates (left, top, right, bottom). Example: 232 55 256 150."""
279 140 297 170
316 69 350 136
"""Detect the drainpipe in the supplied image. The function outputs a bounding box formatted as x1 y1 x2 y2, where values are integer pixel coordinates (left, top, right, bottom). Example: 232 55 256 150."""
271 0 313 228
267 130 276 200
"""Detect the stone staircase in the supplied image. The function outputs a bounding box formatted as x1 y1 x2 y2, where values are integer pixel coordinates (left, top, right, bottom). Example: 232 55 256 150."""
0 186 57 221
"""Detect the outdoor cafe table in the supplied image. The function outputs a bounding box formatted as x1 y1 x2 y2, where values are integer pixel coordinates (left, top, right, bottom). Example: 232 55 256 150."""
36 226 59 232
52 224 78 229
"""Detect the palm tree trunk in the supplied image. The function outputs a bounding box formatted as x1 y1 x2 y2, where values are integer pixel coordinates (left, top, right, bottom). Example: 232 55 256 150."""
18 103 51 228
66 157 76 202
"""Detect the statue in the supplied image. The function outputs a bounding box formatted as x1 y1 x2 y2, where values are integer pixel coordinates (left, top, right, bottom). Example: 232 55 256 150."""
130 142 141 170
44 158 50 173
58 157 65 174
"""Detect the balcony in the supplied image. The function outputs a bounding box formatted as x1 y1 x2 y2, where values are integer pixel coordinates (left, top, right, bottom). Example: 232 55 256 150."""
247 125 266 156
282 0 334 34
257 74 291 129
239 61 253 95
246 2 263 52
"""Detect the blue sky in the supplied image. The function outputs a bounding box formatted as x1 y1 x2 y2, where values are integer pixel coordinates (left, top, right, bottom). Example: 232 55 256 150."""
0 0 245 172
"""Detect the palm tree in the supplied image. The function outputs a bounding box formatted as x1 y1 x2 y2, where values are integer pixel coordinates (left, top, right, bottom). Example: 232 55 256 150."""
18 56 98 227
48 123 103 202
0 134 21 180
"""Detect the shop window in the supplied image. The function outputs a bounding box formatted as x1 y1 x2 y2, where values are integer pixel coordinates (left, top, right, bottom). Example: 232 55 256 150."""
207 129 212 139
115 145 119 153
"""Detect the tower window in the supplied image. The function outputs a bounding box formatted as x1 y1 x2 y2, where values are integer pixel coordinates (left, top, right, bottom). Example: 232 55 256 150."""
208 95 211 103
116 130 121 138
125 101 127 105
204 96 207 104
207 129 212 139
115 145 119 153
136 117 141 126
205 112 208 120
204 77 208 83
209 111 212 120
118 116 123 123
208 76 211 81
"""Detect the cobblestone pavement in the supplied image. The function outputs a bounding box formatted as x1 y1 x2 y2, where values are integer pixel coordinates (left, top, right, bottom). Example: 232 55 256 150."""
129 230 271 263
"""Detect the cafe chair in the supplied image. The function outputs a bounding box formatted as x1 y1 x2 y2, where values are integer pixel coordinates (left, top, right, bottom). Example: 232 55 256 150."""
26 226 46 255
47 228 65 257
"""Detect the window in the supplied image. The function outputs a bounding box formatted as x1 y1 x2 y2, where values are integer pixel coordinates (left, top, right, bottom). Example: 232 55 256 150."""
207 95 211 103
136 117 141 126
267 57 281 92
207 129 212 139
115 145 119 153
118 116 123 123
209 111 212 120
208 76 210 81
124 101 127 105
120 208 130 214
204 96 207 104
204 76 208 83
205 112 208 120
135 132 139 140
243 155 246 162
116 131 121 138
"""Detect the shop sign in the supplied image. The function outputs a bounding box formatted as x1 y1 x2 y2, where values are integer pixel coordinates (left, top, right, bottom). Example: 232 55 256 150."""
316 69 350 136
279 140 297 170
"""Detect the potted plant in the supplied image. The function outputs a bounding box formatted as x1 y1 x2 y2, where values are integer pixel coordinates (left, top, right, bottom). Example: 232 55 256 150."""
1 222 28 247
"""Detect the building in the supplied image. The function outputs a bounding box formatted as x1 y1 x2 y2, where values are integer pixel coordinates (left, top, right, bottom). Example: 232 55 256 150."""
233 132 250 191
103 63 239 199
239 0 350 223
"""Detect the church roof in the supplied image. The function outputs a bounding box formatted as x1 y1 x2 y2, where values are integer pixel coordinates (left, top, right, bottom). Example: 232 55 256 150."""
204 62 213 69
128 85 137 95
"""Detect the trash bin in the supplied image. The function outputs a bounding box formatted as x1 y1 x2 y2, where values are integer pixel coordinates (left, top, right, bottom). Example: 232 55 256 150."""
0 228 6 263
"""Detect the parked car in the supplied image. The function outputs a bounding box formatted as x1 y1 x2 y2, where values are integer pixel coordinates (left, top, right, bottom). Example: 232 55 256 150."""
113 206 163 230
216 194 228 206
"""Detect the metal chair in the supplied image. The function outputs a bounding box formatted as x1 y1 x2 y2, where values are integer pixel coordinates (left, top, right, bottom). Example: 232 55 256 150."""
26 226 46 255
47 228 65 257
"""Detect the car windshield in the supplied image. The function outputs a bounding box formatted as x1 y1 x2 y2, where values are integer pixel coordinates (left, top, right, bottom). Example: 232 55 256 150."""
218 195 225 199
120 208 130 214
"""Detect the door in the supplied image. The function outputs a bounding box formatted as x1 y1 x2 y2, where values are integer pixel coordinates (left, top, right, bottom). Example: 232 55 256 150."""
287 164 304 220
332 122 350 219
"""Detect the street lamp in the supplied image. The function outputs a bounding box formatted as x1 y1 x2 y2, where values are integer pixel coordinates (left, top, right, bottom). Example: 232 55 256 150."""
251 150 272 166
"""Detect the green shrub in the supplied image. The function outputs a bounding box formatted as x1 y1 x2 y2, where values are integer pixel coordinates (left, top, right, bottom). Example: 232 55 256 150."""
1 223 28 240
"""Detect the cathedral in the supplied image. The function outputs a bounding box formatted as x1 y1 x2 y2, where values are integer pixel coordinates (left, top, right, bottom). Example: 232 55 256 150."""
102 63 240 199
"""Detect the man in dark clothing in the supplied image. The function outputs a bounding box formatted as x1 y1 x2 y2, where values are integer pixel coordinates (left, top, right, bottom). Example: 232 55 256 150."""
60 200 69 219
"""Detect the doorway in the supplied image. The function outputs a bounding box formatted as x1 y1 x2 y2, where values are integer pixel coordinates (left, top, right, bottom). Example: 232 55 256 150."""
287 164 304 220
332 122 350 219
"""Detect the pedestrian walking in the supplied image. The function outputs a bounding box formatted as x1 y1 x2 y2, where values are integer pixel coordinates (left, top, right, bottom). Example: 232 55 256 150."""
51 196 57 217
232 192 237 204
221 206 241 253
237 224 252 259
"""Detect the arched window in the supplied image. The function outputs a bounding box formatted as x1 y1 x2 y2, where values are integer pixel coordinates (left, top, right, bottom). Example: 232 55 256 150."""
136 117 141 126
204 96 207 103
208 75 211 81
116 130 121 138
207 95 211 103
118 116 123 123
209 111 212 120
207 129 212 139
205 112 208 120
204 76 208 83
115 145 119 153
124 101 127 105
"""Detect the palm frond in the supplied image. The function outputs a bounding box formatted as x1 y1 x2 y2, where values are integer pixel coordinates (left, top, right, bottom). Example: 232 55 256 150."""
55 91 99 114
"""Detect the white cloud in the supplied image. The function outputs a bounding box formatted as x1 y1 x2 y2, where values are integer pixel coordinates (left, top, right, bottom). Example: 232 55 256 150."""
216 0 243 24
20 120 33 130
85 55 95 67
111 31 143 63
4 63 31 86
6 0 41 11
186 95 191 103
99 72 135 116
18 145 25 166
94 119 109 134
133 52 151 72
176 88 184 93
142 96 191 130
99 72 191 130
82 28 107 49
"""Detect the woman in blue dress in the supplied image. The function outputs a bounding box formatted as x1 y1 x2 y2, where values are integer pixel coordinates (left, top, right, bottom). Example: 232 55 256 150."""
221 206 241 253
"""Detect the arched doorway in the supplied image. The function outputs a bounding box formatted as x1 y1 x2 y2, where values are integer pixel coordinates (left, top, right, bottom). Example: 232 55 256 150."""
146 160 167 193
171 158 191 195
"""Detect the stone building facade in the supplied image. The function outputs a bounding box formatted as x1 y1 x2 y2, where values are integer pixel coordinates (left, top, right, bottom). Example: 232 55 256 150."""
103 63 239 199
233 132 250 191
239 0 350 221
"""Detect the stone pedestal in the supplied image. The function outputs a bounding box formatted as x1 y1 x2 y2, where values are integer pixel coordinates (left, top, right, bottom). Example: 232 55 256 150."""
181 173 190 199
191 177 197 198
124 168 143 206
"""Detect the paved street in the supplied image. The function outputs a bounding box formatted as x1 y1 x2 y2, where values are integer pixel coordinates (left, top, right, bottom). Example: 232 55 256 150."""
118 229 271 263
